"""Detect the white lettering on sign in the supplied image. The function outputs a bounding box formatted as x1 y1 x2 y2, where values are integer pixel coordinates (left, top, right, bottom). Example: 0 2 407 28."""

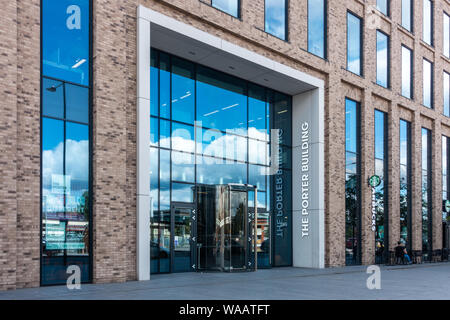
301 122 310 238
371 186 376 232
66 5 81 30
275 129 286 237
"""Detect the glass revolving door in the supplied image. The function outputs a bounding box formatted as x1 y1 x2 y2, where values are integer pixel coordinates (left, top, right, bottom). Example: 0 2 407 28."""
195 184 257 272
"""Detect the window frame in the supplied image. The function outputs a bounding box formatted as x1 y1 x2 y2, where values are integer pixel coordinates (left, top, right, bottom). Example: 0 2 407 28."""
346 10 364 77
423 58 434 109
211 0 241 19
401 44 414 100
401 0 414 33
376 29 391 88
264 0 289 41
307 0 327 60
423 0 434 47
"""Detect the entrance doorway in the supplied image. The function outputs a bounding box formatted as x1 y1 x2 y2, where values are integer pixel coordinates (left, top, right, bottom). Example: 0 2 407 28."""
170 202 196 273
196 184 257 272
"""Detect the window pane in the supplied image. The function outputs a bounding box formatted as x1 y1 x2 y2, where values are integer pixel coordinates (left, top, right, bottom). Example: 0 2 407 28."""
196 155 247 185
212 0 239 17
423 0 432 45
401 0 412 31
374 110 385 160
376 31 389 88
401 46 412 99
150 147 159 211
159 52 171 119
345 99 358 153
197 66 247 135
308 0 326 58
42 118 64 215
272 92 292 146
347 13 361 75
172 151 195 183
172 122 195 153
150 49 159 117
423 59 433 108
160 149 170 211
42 0 89 85
160 119 171 149
171 183 194 203
171 57 195 124
65 83 89 123
42 78 64 118
65 122 89 215
248 84 268 141
444 14 450 58
249 164 267 191
444 72 450 117
249 139 267 165
376 0 388 15
265 0 287 40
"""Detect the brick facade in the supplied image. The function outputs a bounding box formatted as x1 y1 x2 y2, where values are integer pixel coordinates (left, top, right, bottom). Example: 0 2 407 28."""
1 0 450 290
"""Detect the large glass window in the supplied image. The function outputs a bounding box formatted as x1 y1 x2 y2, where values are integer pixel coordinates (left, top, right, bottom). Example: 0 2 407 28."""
150 49 292 273
265 0 287 40
376 0 389 16
41 0 91 285
422 128 432 261
444 71 450 117
42 0 89 86
400 120 411 249
443 137 449 222
212 0 239 18
423 0 433 46
376 31 389 88
308 0 326 59
347 12 362 76
423 59 433 108
401 0 413 32
401 45 413 99
444 13 450 58
345 98 361 266
374 110 388 264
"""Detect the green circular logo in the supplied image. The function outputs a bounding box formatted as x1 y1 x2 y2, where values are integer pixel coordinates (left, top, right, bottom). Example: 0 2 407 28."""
445 200 450 213
369 175 381 188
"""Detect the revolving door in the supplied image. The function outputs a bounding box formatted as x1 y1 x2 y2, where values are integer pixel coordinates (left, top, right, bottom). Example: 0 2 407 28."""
195 184 258 272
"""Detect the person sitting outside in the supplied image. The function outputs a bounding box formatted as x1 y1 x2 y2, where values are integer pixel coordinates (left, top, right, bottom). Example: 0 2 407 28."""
402 243 412 264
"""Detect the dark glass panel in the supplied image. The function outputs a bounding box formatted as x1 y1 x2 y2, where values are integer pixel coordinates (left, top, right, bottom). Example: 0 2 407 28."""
159 52 171 119
171 57 195 124
196 65 247 135
248 84 268 141
150 49 159 117
42 78 64 118
65 83 89 123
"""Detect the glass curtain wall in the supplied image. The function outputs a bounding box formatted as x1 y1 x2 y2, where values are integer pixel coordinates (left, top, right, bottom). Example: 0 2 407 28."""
307 0 326 59
345 98 361 266
422 128 432 261
150 49 292 274
41 0 91 285
374 110 388 264
400 120 412 249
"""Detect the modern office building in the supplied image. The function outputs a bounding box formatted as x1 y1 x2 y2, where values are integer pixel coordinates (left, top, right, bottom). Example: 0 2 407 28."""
1 0 450 290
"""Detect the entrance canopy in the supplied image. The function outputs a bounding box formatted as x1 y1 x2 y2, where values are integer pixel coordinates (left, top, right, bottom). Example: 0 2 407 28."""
137 5 325 280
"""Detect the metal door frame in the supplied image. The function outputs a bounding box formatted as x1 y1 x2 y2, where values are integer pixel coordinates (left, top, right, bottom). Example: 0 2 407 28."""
170 202 197 273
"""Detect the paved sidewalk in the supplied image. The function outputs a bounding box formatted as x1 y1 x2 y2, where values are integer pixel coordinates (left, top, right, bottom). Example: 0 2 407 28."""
1 263 449 300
